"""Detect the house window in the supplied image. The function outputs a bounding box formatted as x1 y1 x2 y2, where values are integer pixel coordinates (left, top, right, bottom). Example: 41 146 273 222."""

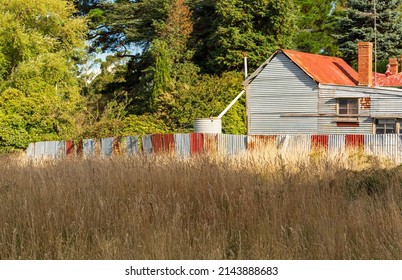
338 98 358 116
375 119 396 134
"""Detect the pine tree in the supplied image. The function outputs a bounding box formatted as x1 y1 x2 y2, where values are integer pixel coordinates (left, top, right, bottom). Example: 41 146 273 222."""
335 0 402 66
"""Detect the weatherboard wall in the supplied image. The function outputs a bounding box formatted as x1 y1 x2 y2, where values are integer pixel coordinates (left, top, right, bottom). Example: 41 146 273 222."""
248 52 319 135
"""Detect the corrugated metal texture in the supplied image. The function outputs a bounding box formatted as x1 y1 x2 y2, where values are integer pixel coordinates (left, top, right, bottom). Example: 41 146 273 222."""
101 137 113 157
151 134 175 154
44 141 57 158
26 143 35 158
190 133 204 155
194 118 221 133
328 135 346 153
83 139 96 158
247 135 277 150
277 135 311 156
250 115 318 134
249 53 318 135
76 140 84 159
318 87 372 134
142 135 153 154
364 134 400 163
174 134 191 158
151 134 163 153
204 133 218 154
218 134 247 155
371 94 402 114
34 142 45 158
282 50 358 86
345 135 364 150
66 140 74 158
311 135 329 151
317 117 372 134
123 136 139 156
113 137 122 156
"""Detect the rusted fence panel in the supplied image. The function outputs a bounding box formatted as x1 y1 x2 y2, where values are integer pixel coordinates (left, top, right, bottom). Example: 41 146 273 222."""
83 139 96 158
152 134 175 154
190 133 204 155
247 135 277 150
205 134 218 154
66 140 74 157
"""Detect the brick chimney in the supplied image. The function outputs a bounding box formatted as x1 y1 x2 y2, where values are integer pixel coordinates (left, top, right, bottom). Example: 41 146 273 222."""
358 42 373 87
389 57 398 75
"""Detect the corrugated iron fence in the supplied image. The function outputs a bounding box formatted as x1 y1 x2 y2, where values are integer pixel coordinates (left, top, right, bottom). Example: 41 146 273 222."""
25 133 402 163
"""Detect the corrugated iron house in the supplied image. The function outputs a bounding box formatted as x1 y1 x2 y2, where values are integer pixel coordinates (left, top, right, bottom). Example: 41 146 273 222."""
245 42 402 135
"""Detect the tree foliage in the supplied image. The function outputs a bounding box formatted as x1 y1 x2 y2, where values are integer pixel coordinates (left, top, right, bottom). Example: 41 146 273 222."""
4 0 402 152
335 0 402 65
0 0 87 151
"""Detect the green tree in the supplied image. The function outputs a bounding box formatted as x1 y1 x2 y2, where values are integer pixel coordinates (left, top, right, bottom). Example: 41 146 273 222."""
294 0 341 55
192 0 298 74
335 0 402 66
0 0 87 152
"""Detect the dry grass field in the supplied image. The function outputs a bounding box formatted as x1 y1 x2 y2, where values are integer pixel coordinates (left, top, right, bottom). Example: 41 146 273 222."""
0 149 402 259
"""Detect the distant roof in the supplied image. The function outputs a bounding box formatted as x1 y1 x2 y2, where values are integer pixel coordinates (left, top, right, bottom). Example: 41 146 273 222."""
374 73 402 87
281 49 358 86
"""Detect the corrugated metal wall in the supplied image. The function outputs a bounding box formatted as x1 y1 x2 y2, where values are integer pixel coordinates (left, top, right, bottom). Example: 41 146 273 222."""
249 53 319 135
24 133 402 164
318 87 372 134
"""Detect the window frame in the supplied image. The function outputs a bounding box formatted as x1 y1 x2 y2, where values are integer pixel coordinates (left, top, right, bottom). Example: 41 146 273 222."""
374 119 399 134
337 98 359 116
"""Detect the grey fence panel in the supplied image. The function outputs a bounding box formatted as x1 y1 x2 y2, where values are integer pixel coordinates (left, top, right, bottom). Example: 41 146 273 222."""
44 141 58 158
142 135 152 154
277 135 311 156
34 142 45 158
218 134 247 155
365 134 400 163
123 136 139 156
328 135 346 154
174 134 190 158
56 141 65 158
101 137 113 157
83 139 96 158
26 143 35 158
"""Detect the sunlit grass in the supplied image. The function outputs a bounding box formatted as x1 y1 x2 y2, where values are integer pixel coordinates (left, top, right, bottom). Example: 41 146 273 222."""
0 149 401 259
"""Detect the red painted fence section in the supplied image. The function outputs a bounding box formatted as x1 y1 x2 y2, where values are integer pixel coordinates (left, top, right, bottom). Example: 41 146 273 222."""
345 134 364 149
190 133 204 155
311 135 329 150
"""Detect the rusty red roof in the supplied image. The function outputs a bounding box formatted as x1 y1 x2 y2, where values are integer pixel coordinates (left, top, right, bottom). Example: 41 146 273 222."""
374 72 402 87
282 49 358 86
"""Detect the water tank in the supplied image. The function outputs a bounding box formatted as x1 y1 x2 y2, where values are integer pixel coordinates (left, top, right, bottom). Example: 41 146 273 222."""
194 118 222 133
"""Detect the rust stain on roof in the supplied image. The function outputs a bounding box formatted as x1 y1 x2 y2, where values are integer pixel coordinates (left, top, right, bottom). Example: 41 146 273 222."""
374 73 402 87
282 49 358 86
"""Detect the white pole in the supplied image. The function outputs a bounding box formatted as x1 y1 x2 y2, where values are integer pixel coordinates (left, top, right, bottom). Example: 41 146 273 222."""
243 52 248 80
218 90 245 119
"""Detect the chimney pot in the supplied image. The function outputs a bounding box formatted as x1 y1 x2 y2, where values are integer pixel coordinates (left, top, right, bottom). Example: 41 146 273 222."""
389 57 398 75
358 42 373 87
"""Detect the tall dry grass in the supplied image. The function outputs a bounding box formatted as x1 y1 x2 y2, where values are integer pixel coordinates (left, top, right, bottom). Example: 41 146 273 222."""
0 149 402 259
